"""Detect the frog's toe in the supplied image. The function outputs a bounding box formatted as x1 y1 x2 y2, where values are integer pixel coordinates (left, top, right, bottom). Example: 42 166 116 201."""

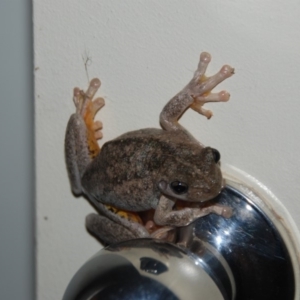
192 53 234 92
92 120 103 131
73 87 84 113
93 121 103 140
197 64 234 95
91 97 105 116
193 51 211 81
86 78 101 99
190 104 213 119
193 90 230 104
221 206 233 219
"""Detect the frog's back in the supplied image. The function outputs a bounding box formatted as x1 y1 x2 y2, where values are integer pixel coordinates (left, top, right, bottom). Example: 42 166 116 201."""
104 128 200 158
81 128 202 210
100 129 178 164
112 128 197 146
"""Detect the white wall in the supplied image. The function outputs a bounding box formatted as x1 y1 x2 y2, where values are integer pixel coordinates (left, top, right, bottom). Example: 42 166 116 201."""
34 1 300 298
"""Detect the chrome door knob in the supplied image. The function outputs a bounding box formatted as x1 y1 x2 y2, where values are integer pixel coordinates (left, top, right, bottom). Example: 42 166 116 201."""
63 178 300 300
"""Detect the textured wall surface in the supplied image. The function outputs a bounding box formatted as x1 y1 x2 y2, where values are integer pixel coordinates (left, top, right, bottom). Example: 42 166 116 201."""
34 1 300 298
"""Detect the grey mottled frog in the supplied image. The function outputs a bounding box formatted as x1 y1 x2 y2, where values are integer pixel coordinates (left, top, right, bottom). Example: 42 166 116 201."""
65 52 234 245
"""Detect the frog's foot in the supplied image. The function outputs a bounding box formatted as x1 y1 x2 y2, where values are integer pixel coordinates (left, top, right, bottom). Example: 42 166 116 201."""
188 52 234 118
160 52 234 131
73 78 105 158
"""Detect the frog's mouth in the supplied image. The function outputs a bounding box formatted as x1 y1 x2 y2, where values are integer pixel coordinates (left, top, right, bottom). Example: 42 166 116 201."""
157 179 223 203
192 189 222 202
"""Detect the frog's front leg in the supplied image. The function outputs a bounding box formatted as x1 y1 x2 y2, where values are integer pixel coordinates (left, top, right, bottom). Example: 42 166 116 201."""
160 52 234 131
154 195 232 227
65 79 104 195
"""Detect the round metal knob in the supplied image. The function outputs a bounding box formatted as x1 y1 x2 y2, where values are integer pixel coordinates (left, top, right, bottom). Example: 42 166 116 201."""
63 178 300 299
63 239 235 300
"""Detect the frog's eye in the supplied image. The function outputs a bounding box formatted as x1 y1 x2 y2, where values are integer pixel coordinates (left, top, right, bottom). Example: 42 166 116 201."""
170 181 188 194
211 148 221 163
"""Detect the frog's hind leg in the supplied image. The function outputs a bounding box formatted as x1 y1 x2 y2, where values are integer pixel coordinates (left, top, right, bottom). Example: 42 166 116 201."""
66 80 149 240
86 198 150 244
65 78 105 195
86 212 177 245
86 213 142 245
160 52 234 131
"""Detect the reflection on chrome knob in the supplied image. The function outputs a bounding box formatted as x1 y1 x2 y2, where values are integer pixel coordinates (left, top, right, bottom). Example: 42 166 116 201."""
63 239 235 300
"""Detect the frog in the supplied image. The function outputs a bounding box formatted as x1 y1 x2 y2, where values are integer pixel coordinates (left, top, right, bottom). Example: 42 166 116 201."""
65 52 234 245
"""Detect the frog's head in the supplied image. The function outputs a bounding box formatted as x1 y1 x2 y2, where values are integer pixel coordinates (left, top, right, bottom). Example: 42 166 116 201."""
157 147 224 202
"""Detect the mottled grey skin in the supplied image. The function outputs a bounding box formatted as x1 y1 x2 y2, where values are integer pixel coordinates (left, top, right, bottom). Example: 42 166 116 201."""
82 129 222 210
65 52 234 245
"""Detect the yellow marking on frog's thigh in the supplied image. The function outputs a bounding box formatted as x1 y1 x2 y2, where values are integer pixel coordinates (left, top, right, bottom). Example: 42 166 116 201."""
84 101 101 158
104 204 143 224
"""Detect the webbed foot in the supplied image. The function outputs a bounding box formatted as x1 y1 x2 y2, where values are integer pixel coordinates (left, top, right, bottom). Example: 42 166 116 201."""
73 78 105 157
189 52 234 119
160 52 234 131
